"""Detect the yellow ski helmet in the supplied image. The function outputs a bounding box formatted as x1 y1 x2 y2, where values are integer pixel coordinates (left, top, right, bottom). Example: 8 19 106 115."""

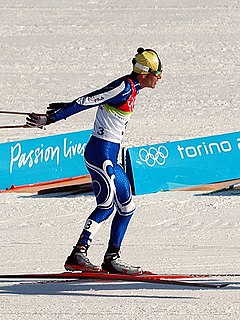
132 47 162 75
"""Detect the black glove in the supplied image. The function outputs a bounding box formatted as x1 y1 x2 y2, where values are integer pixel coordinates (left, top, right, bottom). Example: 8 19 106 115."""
25 113 52 128
47 102 70 115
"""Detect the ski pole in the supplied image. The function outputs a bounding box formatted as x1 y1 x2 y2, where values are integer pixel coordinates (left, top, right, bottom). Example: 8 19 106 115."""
0 111 46 129
0 111 45 116
0 124 45 130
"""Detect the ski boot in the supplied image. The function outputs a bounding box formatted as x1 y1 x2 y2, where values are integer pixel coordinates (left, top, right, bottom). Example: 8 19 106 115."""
64 245 101 272
102 251 142 275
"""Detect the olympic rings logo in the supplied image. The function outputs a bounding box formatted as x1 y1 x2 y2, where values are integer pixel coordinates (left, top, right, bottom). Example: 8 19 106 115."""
139 146 169 167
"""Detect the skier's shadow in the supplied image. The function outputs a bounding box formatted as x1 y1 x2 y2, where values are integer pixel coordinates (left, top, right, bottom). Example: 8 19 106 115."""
0 279 215 299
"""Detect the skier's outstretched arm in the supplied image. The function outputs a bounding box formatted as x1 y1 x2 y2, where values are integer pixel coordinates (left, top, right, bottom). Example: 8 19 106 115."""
25 79 129 128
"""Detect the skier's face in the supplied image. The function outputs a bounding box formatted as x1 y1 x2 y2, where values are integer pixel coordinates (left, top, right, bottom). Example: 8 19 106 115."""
145 72 162 89
136 72 162 89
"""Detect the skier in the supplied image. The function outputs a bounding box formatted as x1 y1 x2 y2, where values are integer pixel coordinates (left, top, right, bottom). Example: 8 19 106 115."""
26 47 162 274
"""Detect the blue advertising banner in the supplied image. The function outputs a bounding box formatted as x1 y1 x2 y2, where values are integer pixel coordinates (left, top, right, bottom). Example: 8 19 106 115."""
124 131 240 195
0 130 92 190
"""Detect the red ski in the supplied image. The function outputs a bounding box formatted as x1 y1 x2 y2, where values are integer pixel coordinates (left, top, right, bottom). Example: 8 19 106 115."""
0 271 229 289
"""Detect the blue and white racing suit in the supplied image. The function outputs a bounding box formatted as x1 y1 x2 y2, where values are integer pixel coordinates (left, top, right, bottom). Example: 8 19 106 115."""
51 74 141 250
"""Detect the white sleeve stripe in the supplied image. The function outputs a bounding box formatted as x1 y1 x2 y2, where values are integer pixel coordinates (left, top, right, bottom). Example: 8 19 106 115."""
76 81 126 106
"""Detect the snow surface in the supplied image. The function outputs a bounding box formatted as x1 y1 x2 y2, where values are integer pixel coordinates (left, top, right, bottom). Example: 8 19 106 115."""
0 0 240 319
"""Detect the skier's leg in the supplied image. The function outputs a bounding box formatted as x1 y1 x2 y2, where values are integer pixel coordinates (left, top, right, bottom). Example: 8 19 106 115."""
108 163 135 249
102 164 142 274
77 158 117 246
65 137 120 271
65 158 117 271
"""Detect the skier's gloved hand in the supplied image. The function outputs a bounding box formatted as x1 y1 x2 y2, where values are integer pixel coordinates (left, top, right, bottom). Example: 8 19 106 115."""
47 102 70 115
25 113 52 129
